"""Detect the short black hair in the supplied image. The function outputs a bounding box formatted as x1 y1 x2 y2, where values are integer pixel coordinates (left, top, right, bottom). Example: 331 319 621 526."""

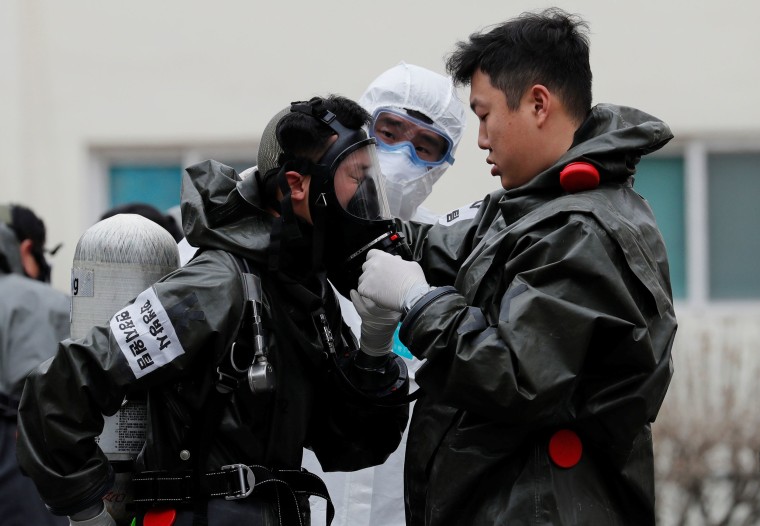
9 204 46 249
6 204 53 281
257 94 372 211
446 7 592 123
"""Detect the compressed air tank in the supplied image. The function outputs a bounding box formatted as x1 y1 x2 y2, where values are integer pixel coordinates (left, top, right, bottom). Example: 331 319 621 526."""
70 213 180 523
71 213 180 339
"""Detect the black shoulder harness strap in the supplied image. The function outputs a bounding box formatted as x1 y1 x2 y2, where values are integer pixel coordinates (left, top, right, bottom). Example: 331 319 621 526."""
132 253 334 525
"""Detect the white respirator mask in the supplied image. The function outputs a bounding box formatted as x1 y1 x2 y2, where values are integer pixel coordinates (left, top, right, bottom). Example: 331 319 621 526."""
378 149 447 221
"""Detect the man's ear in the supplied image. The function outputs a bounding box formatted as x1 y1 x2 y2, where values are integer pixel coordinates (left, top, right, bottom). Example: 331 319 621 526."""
530 84 551 126
285 171 306 202
19 238 40 279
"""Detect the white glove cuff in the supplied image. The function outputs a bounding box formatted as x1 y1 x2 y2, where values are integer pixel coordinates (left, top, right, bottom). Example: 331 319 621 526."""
69 503 115 526
403 283 435 315
361 339 394 357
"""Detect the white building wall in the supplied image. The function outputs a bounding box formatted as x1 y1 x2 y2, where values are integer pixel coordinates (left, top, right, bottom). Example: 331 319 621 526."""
2 0 760 292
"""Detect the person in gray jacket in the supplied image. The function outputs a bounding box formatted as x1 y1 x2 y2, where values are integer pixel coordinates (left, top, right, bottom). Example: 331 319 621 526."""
0 205 69 526
17 95 410 526
357 8 676 525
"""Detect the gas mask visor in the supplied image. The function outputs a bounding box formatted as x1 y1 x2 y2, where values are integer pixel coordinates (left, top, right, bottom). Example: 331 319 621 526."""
329 138 392 223
370 108 455 167
322 137 412 297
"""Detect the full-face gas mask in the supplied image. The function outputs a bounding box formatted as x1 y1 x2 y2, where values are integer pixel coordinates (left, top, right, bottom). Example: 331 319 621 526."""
255 98 411 296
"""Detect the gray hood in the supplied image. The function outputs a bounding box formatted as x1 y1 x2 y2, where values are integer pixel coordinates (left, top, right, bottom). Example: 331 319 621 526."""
515 103 672 195
180 160 274 268
490 103 673 225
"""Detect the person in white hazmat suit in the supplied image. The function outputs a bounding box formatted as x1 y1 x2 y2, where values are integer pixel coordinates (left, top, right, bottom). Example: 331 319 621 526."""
362 61 467 224
302 61 467 526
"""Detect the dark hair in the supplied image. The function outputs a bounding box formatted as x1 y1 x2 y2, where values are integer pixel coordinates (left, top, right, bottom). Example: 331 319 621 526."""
446 7 592 123
277 94 372 161
7 204 53 281
257 95 372 210
101 203 184 242
9 204 46 248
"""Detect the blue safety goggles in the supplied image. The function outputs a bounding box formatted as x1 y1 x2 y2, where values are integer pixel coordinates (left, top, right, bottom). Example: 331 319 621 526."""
369 108 455 167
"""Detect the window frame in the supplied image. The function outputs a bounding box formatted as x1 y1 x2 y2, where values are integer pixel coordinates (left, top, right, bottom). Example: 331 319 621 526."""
88 142 258 227
677 136 760 312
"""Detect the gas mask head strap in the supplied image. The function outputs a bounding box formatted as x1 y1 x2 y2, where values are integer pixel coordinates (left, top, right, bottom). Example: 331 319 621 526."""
289 97 337 126
289 98 365 172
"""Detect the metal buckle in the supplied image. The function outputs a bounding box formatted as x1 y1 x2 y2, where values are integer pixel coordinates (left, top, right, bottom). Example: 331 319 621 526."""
215 367 239 394
221 464 255 500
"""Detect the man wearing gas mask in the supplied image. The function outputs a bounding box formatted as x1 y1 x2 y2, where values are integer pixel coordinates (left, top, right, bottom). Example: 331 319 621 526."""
16 95 410 526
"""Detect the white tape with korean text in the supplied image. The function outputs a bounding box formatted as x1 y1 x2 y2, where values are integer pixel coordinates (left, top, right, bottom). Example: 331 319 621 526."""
110 287 185 378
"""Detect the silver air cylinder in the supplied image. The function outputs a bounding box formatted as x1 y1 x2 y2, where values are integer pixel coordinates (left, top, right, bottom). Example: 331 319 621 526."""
71 213 179 523
71 213 180 340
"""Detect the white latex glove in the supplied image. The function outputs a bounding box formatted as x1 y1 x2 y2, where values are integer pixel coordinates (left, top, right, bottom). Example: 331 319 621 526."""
358 249 433 312
69 503 117 526
350 289 401 357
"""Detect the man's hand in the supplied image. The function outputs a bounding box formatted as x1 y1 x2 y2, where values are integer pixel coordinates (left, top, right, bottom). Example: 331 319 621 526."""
351 289 400 357
358 249 433 312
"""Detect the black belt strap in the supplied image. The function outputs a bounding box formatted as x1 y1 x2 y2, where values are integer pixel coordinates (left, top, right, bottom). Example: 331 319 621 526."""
131 465 334 525
180 255 261 526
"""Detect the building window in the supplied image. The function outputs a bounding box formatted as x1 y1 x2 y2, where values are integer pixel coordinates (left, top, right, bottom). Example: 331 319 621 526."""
707 153 760 300
109 164 183 211
636 144 760 305
92 145 257 223
635 157 687 300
